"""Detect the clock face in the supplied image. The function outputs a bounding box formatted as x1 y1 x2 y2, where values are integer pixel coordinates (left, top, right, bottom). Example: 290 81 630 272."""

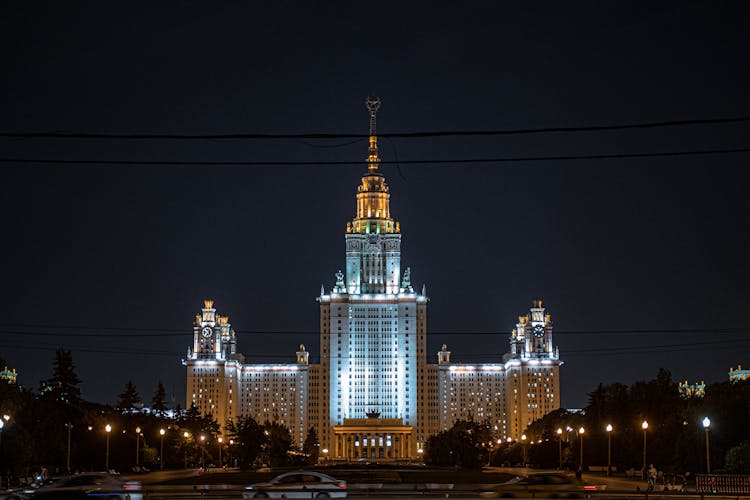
201 327 212 338
533 325 545 338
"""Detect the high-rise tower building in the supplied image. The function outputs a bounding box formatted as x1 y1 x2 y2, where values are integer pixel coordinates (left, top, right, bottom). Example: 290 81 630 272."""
184 99 563 460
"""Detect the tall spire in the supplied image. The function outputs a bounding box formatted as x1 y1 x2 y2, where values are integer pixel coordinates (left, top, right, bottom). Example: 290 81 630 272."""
348 97 398 235
365 96 381 173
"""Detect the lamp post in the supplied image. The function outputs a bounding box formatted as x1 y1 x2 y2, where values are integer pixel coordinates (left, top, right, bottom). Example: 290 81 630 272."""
520 434 527 466
183 431 189 469
606 424 613 476
556 428 563 469
159 429 166 470
135 427 141 466
229 439 234 468
322 448 329 465
641 421 649 480
578 427 585 472
217 437 223 467
200 435 206 467
105 424 112 470
64 421 72 474
702 417 711 473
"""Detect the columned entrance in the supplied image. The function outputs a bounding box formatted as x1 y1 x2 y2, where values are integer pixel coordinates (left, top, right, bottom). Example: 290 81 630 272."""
332 417 414 461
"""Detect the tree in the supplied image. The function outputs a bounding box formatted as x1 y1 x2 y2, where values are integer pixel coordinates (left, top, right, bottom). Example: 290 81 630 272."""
302 426 319 465
264 421 292 467
725 442 750 474
117 380 142 412
44 349 81 405
425 419 491 469
151 381 168 416
228 415 264 468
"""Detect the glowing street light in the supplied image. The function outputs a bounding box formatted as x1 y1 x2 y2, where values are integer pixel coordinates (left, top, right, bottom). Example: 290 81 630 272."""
105 424 112 470
556 428 563 469
606 424 613 476
200 434 206 467
641 420 649 479
578 427 585 472
520 434 527 466
183 431 190 469
702 417 711 473
159 428 166 470
135 427 142 466
218 437 223 467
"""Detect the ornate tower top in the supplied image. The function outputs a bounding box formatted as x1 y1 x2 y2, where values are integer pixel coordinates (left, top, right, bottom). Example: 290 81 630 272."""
348 97 400 235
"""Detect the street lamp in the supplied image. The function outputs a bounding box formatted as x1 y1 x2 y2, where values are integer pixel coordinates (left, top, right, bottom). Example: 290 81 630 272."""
159 428 166 470
135 427 141 466
200 435 206 467
578 427 585 472
521 434 527 466
606 424 613 476
702 417 711 473
229 439 234 468
105 424 112 470
641 421 649 479
218 437 223 467
556 428 563 469
183 431 189 469
65 422 72 474
322 447 329 465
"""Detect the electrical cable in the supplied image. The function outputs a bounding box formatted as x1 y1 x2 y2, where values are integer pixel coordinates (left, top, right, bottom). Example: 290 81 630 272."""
1 147 749 167
1 115 748 140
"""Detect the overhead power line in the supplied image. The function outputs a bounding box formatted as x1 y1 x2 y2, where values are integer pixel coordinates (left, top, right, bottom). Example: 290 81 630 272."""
0 324 747 337
1 147 749 167
1 116 749 140
2 337 749 359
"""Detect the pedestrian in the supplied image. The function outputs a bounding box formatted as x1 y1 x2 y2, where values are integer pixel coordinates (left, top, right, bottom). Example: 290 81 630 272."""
647 464 657 491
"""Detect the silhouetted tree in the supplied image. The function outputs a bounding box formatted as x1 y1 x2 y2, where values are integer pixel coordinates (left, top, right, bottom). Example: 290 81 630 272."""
151 381 168 416
264 421 292 467
228 415 264 468
117 380 142 412
302 426 319 464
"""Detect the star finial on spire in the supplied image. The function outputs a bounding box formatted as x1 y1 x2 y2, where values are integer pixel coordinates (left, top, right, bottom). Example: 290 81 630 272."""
365 96 382 173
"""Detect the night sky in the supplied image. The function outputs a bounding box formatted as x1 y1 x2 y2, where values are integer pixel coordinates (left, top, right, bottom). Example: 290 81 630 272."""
1 2 748 410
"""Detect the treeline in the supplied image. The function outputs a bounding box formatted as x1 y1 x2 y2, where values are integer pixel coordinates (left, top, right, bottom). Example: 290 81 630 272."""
425 369 750 473
0 351 319 478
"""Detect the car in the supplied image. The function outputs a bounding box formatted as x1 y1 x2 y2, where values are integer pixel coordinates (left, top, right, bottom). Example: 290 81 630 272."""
243 471 347 499
479 472 602 498
26 472 142 500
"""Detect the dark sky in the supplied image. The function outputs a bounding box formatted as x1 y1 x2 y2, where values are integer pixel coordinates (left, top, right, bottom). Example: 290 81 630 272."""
1 2 748 409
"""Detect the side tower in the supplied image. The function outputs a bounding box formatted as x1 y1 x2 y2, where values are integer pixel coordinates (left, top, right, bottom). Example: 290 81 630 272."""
185 300 243 430
317 98 429 460
505 300 561 440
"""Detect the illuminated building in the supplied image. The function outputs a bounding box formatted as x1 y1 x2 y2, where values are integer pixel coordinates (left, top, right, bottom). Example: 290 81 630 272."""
678 380 706 398
185 99 563 456
0 366 17 384
437 300 561 442
185 302 310 447
729 365 750 383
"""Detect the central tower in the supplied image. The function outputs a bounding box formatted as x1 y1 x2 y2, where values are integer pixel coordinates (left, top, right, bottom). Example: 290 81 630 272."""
345 97 402 294
317 98 431 460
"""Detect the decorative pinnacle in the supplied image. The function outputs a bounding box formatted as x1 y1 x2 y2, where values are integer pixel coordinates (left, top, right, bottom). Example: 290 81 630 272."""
365 96 381 135
365 96 382 173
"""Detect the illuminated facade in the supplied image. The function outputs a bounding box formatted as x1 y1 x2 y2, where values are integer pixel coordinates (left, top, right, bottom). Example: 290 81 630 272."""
0 366 17 384
436 300 561 441
185 99 563 455
729 365 749 383
678 380 706 398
